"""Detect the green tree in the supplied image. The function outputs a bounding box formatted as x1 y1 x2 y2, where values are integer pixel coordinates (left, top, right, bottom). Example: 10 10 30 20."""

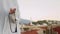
32 20 48 25
32 22 37 25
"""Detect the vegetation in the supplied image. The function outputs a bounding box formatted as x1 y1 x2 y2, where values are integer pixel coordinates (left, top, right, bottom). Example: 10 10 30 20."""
32 20 48 25
32 20 59 25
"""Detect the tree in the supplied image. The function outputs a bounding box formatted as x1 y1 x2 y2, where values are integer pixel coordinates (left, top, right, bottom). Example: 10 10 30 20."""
32 22 37 25
32 20 48 25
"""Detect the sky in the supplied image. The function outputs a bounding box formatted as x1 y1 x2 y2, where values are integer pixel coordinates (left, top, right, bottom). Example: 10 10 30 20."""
17 0 60 21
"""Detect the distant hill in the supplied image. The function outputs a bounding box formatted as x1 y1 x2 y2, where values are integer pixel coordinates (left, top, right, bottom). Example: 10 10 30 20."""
19 19 31 24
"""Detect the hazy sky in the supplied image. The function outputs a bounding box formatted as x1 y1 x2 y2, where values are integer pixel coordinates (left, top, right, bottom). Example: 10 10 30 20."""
18 0 60 21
